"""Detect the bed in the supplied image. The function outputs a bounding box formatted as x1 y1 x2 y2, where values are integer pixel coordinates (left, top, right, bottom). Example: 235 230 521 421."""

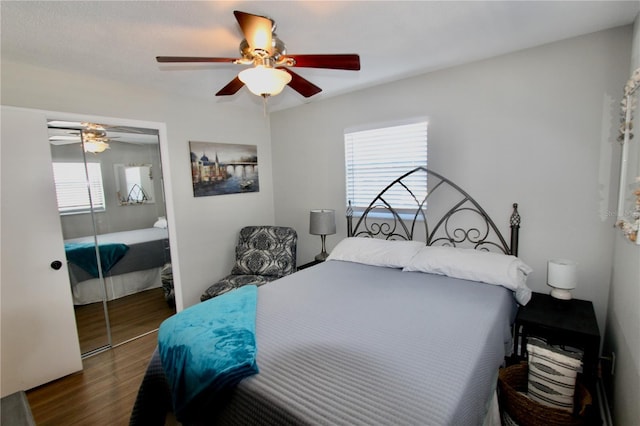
130 167 531 426
65 227 170 305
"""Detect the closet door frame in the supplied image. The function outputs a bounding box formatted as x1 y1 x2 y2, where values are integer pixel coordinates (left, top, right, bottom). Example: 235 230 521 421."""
46 109 183 314
0 106 182 396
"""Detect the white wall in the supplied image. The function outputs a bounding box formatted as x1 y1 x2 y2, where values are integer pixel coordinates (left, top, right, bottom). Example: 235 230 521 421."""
1 60 274 308
271 26 632 342
52 140 166 238
603 14 640 426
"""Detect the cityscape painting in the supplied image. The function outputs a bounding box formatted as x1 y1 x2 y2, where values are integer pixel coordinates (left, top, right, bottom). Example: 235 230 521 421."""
189 141 259 197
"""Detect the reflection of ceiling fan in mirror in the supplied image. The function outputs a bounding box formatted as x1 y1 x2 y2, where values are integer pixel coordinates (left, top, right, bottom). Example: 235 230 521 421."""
48 122 112 153
156 10 361 99
81 123 111 153
48 121 159 153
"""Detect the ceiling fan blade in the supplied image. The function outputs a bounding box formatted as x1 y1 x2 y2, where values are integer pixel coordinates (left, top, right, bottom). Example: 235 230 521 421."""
156 56 239 63
216 76 245 96
49 135 80 141
285 54 360 70
281 68 322 98
233 10 273 54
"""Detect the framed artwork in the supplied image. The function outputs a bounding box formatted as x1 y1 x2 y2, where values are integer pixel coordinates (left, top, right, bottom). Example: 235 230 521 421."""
189 141 259 197
615 68 640 244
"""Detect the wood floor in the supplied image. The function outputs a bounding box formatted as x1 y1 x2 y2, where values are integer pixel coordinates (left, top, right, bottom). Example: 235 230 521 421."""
26 288 177 425
26 331 160 426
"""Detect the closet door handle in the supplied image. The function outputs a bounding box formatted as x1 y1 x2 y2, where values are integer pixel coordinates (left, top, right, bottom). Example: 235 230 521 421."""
50 260 63 270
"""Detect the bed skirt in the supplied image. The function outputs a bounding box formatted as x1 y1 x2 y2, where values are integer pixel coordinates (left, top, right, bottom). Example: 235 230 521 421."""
70 267 162 305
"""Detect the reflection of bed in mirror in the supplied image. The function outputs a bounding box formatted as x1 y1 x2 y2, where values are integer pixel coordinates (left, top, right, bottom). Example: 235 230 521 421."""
64 227 170 305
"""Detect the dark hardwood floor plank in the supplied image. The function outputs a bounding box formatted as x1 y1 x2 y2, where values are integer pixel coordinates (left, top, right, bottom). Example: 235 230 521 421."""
27 315 166 425
75 287 175 353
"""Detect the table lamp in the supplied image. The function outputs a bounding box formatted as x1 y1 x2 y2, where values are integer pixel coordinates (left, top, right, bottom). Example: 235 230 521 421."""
310 209 336 261
547 259 577 300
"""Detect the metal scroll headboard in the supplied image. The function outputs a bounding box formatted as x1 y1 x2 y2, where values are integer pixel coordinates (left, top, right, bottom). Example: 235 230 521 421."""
346 167 521 256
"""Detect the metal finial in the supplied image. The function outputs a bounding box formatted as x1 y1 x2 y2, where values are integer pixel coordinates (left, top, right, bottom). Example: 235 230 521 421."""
346 200 353 217
510 203 521 227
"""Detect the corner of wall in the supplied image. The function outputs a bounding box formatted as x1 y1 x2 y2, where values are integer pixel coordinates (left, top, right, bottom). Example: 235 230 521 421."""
601 12 640 426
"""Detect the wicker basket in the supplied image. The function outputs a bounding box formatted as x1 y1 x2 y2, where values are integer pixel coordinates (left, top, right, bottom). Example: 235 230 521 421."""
497 362 592 426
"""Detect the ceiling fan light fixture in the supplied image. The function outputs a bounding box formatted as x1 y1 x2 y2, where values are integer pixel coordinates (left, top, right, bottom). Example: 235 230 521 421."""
238 66 291 97
156 11 360 102
81 123 110 153
83 140 110 153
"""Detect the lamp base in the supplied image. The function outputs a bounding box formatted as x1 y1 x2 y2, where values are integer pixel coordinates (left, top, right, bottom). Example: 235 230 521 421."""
550 288 572 300
315 251 329 261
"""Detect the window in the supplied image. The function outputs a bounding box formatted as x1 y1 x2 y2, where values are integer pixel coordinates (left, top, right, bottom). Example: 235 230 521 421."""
51 162 106 214
344 120 428 212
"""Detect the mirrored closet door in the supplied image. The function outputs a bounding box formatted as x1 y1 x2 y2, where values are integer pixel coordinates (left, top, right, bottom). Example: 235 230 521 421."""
48 120 176 356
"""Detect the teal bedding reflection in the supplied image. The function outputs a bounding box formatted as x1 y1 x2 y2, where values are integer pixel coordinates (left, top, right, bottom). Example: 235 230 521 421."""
64 242 129 277
158 285 259 421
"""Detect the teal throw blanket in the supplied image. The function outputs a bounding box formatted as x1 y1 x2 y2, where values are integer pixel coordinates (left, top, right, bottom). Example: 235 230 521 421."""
64 242 129 277
158 285 259 421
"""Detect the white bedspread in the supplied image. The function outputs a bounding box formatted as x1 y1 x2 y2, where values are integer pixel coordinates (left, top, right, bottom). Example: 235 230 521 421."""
65 227 168 246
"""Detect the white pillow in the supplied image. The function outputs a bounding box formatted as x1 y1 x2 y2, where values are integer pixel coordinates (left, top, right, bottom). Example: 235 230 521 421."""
403 245 533 304
327 237 425 269
153 217 168 229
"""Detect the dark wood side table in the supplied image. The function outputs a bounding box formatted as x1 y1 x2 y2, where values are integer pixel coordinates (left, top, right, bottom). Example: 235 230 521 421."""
513 292 601 402
297 259 324 271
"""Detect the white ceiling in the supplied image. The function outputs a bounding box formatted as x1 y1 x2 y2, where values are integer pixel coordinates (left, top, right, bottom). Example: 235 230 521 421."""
1 1 638 112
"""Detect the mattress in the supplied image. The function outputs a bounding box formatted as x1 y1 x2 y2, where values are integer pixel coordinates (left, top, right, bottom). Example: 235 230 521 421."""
131 259 516 425
65 227 169 285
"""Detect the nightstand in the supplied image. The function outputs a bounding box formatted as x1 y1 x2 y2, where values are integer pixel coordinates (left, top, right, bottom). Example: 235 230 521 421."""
513 292 600 397
297 259 324 271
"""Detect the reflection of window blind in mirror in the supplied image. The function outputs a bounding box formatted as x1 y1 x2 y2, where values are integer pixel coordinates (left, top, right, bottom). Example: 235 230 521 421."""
52 162 106 214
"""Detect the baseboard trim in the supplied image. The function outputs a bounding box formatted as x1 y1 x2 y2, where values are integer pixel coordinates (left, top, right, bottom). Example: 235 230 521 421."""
597 378 613 426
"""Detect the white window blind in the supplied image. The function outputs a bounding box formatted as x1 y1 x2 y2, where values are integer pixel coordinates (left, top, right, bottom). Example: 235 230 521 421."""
52 162 106 214
345 120 428 210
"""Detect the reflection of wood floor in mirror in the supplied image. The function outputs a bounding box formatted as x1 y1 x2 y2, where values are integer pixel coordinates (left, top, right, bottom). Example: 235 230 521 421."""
74 288 176 354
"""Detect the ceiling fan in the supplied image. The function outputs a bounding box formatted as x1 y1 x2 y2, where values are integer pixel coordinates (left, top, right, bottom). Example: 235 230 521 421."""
156 10 361 99
48 122 158 153
48 123 113 153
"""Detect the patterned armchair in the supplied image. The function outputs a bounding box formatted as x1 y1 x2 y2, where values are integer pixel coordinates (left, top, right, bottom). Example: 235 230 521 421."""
201 226 297 301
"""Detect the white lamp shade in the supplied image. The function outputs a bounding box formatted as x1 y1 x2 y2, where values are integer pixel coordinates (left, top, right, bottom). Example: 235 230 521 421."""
309 209 336 235
547 259 577 300
238 66 292 97
83 140 109 153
